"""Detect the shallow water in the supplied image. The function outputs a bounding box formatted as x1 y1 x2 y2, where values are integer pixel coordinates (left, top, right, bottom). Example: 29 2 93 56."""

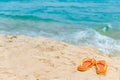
0 0 120 56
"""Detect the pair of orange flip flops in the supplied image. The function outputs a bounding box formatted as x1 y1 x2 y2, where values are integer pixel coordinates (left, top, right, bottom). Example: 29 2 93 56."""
77 58 107 75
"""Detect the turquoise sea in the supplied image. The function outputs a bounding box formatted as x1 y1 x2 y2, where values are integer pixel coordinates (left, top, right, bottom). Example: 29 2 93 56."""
0 0 120 56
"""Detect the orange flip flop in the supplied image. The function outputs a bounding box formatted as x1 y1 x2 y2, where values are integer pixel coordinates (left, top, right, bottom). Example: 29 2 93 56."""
77 58 96 71
96 60 107 75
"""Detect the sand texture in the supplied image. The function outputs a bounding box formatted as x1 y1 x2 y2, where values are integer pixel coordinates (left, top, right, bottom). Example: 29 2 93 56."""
0 35 119 80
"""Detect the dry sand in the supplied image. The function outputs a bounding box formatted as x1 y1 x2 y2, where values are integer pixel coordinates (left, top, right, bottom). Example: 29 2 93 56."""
0 34 119 80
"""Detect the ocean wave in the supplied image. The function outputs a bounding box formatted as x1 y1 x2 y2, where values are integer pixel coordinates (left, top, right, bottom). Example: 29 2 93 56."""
0 20 120 56
71 30 120 55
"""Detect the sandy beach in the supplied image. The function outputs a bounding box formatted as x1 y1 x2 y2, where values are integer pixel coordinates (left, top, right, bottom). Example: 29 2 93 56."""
0 34 119 80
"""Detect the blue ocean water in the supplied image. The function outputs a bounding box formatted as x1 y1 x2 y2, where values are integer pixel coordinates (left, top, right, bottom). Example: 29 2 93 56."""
0 0 120 56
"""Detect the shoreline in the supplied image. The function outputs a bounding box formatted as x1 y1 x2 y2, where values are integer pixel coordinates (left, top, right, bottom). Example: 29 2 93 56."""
0 34 119 80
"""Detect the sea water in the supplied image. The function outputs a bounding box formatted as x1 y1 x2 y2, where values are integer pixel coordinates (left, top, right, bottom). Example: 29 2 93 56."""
0 0 120 56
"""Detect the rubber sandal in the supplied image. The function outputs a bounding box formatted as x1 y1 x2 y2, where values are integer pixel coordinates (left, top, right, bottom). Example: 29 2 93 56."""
77 58 96 71
96 60 107 75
